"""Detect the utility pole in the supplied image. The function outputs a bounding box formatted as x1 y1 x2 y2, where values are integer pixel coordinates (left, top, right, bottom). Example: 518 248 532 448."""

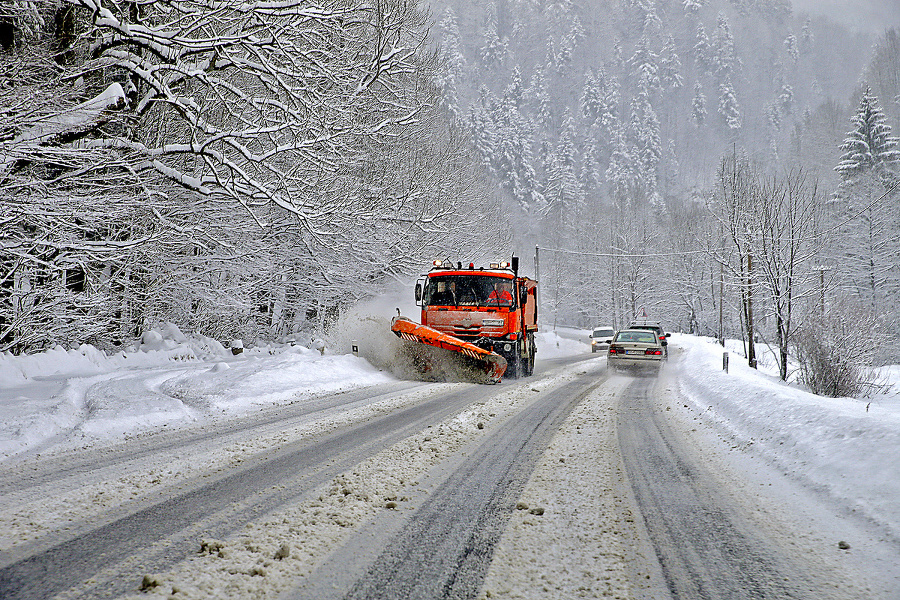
747 251 757 369
812 265 830 317
718 262 725 347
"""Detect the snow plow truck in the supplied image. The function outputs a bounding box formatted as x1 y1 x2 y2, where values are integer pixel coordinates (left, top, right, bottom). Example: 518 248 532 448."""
391 257 538 383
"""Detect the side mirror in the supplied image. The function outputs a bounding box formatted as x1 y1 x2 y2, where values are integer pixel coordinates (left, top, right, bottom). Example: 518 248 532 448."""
414 283 422 303
519 286 528 305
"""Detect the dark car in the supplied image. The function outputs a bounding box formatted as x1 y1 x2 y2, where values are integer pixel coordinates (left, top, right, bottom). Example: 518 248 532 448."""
628 320 670 357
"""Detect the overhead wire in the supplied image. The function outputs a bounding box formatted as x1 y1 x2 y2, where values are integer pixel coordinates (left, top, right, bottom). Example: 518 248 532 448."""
537 178 900 259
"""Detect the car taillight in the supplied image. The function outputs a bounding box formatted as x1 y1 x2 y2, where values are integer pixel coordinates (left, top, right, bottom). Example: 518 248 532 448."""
645 348 662 355
609 345 623 354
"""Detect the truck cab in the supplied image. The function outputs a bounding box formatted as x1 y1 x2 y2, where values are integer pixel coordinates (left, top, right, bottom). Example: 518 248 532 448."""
414 259 538 377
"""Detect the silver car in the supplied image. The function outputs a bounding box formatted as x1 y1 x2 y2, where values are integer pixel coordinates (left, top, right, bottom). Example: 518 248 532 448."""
607 329 665 373
590 326 615 353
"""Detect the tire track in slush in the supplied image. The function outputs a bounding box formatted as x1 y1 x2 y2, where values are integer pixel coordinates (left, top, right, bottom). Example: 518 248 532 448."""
617 376 806 600
0 384 487 600
324 378 601 600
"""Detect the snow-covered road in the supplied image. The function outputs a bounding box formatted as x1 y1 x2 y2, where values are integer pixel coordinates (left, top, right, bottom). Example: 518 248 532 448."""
1 328 899 599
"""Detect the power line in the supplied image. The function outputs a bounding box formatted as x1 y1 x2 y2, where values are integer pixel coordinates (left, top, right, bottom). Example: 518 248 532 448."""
539 179 900 259
536 245 713 259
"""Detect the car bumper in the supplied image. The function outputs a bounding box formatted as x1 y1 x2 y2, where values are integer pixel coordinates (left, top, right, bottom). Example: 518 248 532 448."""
608 355 662 369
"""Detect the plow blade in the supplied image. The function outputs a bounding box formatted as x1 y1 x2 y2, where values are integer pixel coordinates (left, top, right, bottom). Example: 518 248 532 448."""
390 316 507 383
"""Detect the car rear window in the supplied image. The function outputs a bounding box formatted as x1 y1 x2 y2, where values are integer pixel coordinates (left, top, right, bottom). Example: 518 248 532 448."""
616 331 657 344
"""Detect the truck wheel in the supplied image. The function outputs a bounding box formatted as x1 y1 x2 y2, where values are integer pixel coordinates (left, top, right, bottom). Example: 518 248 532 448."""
511 353 523 379
524 335 535 376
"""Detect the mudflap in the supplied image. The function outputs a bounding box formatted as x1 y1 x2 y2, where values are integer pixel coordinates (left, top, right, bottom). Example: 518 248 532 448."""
390 316 507 383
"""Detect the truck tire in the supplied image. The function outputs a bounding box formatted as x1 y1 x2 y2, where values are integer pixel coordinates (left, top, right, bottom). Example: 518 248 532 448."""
510 352 523 379
524 335 535 376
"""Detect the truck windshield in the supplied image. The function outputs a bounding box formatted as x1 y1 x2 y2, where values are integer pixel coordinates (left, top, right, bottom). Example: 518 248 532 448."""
424 275 515 308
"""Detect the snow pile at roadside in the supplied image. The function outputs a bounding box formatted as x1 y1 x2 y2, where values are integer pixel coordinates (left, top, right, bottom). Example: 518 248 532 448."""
674 333 900 537
0 324 393 461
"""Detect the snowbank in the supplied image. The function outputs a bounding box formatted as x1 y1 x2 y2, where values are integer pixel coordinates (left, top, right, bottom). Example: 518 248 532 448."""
0 324 393 460
675 333 900 537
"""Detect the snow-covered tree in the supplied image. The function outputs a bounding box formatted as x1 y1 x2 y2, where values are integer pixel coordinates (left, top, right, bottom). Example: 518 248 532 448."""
835 88 900 182
436 7 467 117
542 125 584 246
579 141 604 197
630 86 662 192
691 81 708 127
718 77 743 132
683 0 706 15
468 87 499 167
476 92 543 210
659 37 684 90
505 66 526 108
525 66 554 129
694 24 714 76
606 126 640 207
831 88 900 332
480 8 508 70
1 0 507 351
629 37 661 93
777 80 795 117
800 18 814 53
713 13 740 79
784 32 799 65
580 68 619 136
766 102 781 135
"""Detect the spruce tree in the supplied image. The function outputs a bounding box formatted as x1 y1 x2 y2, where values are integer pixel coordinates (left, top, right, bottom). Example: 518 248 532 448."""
835 87 900 183
718 77 742 132
691 82 707 127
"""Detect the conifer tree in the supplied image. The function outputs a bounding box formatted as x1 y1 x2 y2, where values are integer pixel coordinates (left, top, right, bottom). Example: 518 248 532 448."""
718 76 742 132
694 24 713 76
480 8 507 70
713 13 739 79
437 8 467 117
783 32 799 65
659 36 684 90
836 87 900 182
831 88 900 323
629 37 661 94
800 18 814 53
525 66 554 130
691 82 707 127
606 125 639 207
683 0 706 15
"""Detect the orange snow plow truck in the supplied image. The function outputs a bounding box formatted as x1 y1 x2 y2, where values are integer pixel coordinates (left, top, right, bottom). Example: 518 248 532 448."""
391 257 538 383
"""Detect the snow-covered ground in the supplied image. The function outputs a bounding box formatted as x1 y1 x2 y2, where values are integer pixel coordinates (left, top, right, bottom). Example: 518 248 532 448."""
0 323 588 462
2 325 899 597
676 334 900 542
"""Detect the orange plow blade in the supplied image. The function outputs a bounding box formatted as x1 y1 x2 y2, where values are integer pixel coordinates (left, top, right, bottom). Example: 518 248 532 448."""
390 316 507 383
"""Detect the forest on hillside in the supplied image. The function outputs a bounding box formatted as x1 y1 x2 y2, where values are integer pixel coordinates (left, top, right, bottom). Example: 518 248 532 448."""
430 0 900 371
1 0 899 388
